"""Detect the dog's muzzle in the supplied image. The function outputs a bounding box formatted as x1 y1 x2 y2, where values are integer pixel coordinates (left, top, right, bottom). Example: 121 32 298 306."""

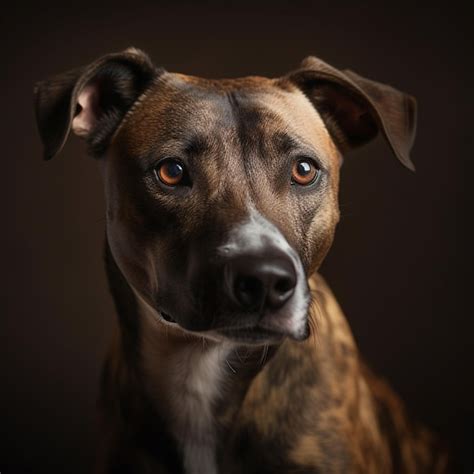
155 209 310 344
211 209 310 343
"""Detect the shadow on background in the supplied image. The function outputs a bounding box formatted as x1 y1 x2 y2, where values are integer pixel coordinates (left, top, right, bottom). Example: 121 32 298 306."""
1 1 472 472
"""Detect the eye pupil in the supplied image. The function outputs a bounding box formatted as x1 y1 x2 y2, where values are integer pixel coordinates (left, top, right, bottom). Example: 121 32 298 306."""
292 158 320 186
297 161 312 176
165 162 183 178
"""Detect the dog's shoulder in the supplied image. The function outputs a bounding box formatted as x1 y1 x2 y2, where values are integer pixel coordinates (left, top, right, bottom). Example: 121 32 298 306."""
222 273 367 472
223 273 451 473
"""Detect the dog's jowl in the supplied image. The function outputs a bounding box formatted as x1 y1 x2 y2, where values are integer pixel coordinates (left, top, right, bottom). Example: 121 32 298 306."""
34 48 450 473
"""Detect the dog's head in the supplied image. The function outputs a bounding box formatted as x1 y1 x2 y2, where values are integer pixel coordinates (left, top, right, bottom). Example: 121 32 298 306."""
35 48 416 344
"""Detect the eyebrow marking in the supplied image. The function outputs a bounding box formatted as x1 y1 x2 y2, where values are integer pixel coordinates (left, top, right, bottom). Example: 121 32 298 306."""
272 131 323 157
137 133 211 169
272 132 303 154
182 133 209 157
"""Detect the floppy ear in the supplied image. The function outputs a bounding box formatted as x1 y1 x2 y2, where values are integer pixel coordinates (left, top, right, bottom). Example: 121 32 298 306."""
286 56 417 171
34 47 160 160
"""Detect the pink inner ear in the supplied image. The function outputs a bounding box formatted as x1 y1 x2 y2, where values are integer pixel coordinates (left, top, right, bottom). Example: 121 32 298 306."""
72 83 100 137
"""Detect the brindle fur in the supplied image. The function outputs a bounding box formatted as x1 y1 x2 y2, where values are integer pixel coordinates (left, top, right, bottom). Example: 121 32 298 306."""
34 48 450 473
98 259 449 473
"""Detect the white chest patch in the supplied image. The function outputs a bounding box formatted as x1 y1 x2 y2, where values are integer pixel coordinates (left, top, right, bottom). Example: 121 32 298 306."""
142 330 234 474
170 344 231 474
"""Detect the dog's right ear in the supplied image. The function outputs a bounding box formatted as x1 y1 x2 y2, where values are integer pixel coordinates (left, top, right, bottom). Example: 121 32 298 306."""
34 47 160 160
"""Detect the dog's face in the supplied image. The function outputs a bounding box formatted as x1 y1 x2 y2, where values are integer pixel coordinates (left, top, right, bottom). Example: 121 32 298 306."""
105 74 341 342
35 48 416 344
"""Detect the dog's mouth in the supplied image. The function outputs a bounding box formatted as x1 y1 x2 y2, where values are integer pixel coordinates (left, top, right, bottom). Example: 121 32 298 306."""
158 309 305 345
160 311 177 324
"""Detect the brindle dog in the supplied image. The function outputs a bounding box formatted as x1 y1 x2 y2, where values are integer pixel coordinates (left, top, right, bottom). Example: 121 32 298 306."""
34 48 450 473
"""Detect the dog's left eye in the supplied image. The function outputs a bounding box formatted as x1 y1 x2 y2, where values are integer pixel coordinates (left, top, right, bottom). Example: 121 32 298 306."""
154 159 190 187
291 158 320 186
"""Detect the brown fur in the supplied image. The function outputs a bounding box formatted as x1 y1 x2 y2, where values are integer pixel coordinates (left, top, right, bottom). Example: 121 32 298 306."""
96 272 450 473
34 48 449 473
221 274 450 473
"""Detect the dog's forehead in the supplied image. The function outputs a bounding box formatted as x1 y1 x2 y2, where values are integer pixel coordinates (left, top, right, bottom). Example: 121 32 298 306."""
116 72 338 165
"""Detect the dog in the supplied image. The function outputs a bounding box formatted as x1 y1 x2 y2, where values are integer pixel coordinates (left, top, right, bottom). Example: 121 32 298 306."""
34 48 450 474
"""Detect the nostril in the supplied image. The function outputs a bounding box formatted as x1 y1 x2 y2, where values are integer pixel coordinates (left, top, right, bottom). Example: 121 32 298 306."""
267 274 296 309
234 276 264 309
274 276 295 295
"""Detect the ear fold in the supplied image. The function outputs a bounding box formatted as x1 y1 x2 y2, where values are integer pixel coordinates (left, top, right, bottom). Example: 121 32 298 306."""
287 56 417 171
34 47 159 160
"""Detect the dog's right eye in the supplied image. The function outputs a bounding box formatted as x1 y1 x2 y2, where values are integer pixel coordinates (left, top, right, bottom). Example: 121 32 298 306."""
153 159 190 187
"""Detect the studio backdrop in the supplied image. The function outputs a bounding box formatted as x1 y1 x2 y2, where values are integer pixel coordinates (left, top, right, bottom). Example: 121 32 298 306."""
1 1 471 473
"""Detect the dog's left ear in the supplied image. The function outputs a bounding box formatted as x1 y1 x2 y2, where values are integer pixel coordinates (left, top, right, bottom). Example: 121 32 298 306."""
34 47 159 160
286 56 417 171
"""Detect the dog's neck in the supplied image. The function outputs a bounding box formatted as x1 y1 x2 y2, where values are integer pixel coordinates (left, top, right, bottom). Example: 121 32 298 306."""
103 243 379 473
104 242 278 474
139 312 253 472
138 297 278 474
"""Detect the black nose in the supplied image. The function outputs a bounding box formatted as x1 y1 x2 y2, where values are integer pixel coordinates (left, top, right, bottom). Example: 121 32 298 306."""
227 254 297 312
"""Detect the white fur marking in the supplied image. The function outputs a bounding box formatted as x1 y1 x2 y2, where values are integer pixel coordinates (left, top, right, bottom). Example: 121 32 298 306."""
141 310 234 474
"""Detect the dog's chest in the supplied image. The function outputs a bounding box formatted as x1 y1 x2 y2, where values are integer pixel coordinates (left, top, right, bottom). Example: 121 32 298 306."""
143 337 234 474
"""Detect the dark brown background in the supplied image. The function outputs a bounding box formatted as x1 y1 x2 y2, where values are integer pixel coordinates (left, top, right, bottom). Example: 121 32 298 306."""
1 1 472 473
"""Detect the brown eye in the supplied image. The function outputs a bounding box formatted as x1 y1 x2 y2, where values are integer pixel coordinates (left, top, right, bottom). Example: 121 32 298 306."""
291 159 320 186
154 159 186 186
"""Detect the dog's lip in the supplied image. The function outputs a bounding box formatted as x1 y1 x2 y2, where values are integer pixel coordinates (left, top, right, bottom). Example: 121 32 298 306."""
160 311 176 323
156 310 305 343
158 311 180 326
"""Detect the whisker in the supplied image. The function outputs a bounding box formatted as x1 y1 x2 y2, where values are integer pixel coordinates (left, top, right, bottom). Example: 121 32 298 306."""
235 348 244 364
259 344 269 366
226 359 236 374
309 288 324 345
